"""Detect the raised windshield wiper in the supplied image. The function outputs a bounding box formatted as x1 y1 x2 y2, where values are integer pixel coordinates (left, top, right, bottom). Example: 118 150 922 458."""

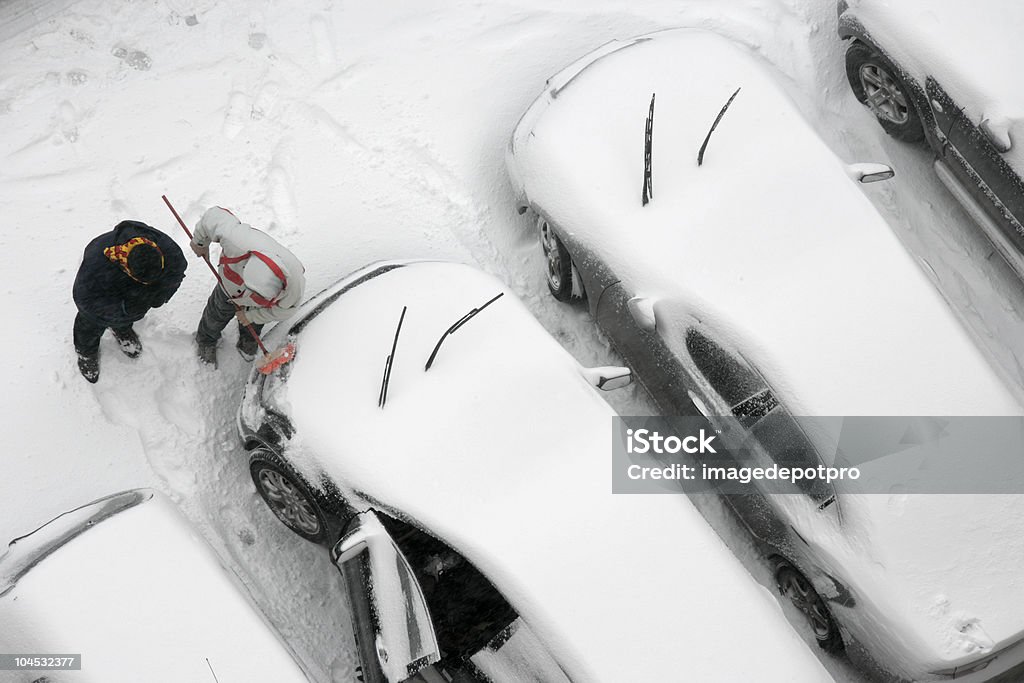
697 86 741 167
424 292 504 371
378 305 407 408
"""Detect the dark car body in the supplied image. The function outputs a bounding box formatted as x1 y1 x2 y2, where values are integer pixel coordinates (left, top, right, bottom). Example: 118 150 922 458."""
506 27 1024 682
838 0 1024 279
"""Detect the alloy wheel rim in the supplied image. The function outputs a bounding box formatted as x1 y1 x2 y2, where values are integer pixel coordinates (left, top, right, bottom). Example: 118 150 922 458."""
258 468 321 535
540 222 563 290
780 571 833 639
859 63 910 124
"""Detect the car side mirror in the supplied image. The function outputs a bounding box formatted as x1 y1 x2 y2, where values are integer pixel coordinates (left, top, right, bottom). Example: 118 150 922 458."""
846 162 895 184
627 296 657 332
581 365 632 391
333 512 440 683
980 118 1013 153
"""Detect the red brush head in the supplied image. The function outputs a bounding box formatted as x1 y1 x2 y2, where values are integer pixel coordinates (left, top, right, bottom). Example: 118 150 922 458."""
257 343 296 375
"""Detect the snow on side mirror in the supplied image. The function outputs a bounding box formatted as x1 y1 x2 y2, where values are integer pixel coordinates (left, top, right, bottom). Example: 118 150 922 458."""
581 366 633 391
627 296 657 332
846 162 895 184
980 118 1013 153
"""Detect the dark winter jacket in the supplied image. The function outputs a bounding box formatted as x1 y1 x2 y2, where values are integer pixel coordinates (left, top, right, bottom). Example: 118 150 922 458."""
73 221 187 326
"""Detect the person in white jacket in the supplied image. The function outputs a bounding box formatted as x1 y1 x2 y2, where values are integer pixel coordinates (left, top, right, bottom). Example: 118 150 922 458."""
190 207 305 366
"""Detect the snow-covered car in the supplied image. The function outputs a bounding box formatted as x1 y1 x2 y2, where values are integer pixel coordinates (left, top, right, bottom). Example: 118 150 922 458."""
0 489 310 683
237 260 832 682
506 28 1024 682
838 0 1024 280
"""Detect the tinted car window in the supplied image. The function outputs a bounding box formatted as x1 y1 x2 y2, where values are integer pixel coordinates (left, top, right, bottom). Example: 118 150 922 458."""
751 410 831 501
379 515 517 657
684 329 831 501
685 329 765 407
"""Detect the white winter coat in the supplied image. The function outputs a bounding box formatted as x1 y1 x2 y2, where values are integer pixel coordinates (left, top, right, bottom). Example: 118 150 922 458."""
191 207 306 325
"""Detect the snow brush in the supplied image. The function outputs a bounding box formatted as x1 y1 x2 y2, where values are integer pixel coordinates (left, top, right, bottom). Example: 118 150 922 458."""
161 195 296 375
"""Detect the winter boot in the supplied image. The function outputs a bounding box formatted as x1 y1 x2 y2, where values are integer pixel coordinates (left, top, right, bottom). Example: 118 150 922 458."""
236 330 259 362
112 327 142 358
196 336 218 368
77 351 99 383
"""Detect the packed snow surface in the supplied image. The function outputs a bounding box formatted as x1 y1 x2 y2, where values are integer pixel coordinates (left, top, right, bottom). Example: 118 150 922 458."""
278 261 831 682
2 0 1023 681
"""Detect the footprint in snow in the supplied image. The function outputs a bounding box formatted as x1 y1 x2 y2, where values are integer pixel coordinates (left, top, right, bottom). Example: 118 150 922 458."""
222 91 248 140
216 503 259 551
310 16 336 67
111 45 152 71
57 100 78 142
69 28 94 46
248 9 267 50
237 527 256 546
65 70 88 86
250 82 280 121
266 163 298 231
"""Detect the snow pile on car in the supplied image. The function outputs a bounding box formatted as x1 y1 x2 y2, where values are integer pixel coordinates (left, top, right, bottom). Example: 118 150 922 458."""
277 261 832 682
509 27 1024 675
510 28 1020 418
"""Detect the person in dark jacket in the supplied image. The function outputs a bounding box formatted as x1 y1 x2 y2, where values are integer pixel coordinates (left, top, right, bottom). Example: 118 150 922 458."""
73 220 187 383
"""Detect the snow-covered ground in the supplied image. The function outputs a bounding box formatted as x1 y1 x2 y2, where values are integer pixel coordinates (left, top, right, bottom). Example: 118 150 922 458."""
2 0 1021 681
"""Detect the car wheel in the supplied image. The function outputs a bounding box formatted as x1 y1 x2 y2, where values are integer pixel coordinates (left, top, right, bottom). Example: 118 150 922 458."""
538 218 575 302
845 41 925 143
774 561 844 653
249 448 330 545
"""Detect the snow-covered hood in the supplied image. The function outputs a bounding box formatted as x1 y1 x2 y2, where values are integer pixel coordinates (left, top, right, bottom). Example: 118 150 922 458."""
254 261 831 682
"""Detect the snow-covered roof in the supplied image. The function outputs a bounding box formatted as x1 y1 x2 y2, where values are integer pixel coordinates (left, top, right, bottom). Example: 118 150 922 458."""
266 261 830 682
507 28 1024 671
0 490 309 683
844 0 1024 170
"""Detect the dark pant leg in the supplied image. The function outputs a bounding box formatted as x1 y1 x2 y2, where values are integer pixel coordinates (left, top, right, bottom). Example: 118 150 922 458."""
196 285 236 346
110 321 137 339
73 312 107 356
236 321 265 352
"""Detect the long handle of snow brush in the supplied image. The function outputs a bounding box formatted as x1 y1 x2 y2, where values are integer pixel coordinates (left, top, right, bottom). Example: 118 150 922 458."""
161 195 269 355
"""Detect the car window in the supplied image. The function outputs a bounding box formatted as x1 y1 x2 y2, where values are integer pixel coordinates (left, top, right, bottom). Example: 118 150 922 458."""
685 329 766 409
750 410 832 502
379 515 518 658
684 328 831 501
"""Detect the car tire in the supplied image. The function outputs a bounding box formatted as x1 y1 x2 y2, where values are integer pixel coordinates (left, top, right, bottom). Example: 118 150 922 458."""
249 447 330 545
538 218 576 302
845 41 925 143
774 560 844 654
